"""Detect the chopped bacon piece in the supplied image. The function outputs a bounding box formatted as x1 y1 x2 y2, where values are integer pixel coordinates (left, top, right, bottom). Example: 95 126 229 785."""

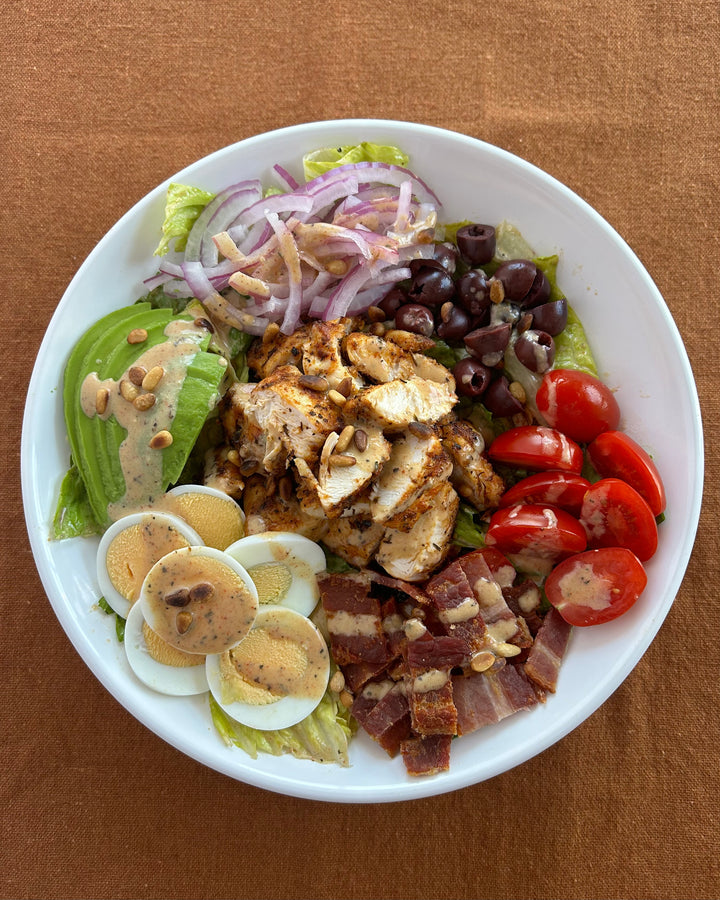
425 558 488 655
404 634 465 736
342 659 391 693
319 573 389 666
406 635 467 671
455 550 520 641
503 580 544 636
524 608 572 693
351 682 411 757
400 734 452 776
453 665 540 735
367 571 433 609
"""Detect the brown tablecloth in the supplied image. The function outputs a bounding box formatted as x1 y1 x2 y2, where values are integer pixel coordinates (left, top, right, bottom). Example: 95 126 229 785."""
3 2 718 898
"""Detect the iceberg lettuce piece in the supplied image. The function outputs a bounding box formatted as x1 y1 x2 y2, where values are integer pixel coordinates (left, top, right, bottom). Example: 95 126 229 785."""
209 686 355 766
154 183 216 256
302 142 410 181
553 306 598 376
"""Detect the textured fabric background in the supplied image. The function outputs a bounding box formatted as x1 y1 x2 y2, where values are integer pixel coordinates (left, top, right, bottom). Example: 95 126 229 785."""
2 1 718 898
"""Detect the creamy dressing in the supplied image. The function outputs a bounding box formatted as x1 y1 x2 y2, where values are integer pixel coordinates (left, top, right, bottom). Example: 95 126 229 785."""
473 577 503 608
558 563 612 611
142 550 257 654
80 319 216 520
412 668 448 693
439 596 480 625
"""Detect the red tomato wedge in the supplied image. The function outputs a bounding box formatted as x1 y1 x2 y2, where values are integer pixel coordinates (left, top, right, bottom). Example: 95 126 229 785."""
579 478 658 561
587 430 666 516
488 426 584 474
498 471 591 517
545 548 647 626
474 547 517 587
536 369 621 443
486 504 587 559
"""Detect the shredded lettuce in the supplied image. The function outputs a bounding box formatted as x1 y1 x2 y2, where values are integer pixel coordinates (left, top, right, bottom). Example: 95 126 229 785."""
209 688 355 766
302 142 410 181
52 464 103 539
154 183 216 256
321 545 356 574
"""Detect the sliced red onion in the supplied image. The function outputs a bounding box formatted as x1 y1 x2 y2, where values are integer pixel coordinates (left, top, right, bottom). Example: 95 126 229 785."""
273 163 300 191
184 181 259 262
230 192 314 229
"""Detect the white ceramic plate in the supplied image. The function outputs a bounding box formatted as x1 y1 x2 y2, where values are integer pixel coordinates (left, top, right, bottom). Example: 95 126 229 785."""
21 120 703 803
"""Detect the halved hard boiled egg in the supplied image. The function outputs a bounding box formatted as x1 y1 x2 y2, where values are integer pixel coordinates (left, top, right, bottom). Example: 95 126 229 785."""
160 484 245 550
124 600 208 696
139 545 258 655
97 511 203 618
205 606 330 730
224 532 326 618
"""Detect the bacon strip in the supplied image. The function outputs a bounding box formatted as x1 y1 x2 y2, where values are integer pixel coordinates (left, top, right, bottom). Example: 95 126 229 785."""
405 635 466 736
524 608 572 693
453 665 540 735
319 573 389 666
351 682 411 757
400 734 452 776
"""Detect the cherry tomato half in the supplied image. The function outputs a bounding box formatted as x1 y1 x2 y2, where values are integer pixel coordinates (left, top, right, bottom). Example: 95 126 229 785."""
587 430 666 516
545 547 647 626
579 478 658 561
486 503 587 559
488 426 584 474
498 471 591 517
536 369 621 443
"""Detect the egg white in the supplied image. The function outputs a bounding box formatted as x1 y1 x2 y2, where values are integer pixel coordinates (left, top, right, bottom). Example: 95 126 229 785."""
224 531 326 617
124 600 209 696
97 511 203 618
205 606 330 731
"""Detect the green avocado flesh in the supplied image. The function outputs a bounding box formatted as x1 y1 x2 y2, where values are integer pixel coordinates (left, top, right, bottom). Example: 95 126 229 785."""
63 302 225 528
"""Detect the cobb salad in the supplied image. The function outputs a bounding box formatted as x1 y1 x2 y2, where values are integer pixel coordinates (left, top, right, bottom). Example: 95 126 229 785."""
53 142 666 777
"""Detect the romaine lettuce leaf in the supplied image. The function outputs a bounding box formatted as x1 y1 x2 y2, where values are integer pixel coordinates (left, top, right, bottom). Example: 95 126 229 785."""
553 306 598 376
452 502 487 549
154 183 216 256
209 687 355 766
51 464 103 539
303 143 410 181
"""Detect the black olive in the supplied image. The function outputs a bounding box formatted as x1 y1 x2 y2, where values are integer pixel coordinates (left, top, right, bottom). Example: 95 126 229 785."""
483 376 525 417
436 303 471 341
407 267 455 308
530 298 568 335
456 224 496 265
452 358 491 399
456 268 491 317
464 323 512 366
493 259 537 303
514 330 555 373
394 303 435 337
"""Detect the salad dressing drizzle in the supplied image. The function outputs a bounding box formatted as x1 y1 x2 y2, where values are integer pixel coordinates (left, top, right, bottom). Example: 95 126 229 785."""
80 320 210 520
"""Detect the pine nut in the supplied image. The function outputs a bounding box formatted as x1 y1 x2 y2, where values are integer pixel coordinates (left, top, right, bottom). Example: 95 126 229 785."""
119 379 139 402
335 425 355 453
128 365 147 386
149 430 173 449
95 388 109 415
142 365 164 391
133 393 156 411
127 328 148 344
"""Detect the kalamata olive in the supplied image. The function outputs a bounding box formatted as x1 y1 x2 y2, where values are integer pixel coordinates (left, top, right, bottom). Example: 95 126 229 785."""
452 358 491 399
531 298 567 335
394 303 435 337
378 288 406 318
464 322 512 367
483 376 525 417
493 259 537 303
456 224 496 265
432 241 458 274
456 268 491 316
513 330 556 373
436 303 471 341
408 266 455 308
523 267 551 308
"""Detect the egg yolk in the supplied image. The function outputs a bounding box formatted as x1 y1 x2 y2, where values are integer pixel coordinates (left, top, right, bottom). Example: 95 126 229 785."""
104 520 192 603
141 622 204 668
247 562 293 605
163 492 244 550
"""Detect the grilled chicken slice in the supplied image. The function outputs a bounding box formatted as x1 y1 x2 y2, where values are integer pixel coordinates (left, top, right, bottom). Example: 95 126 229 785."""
248 365 342 466
384 329 435 353
344 375 457 433
322 500 386 569
343 332 454 387
242 473 328 542
247 323 311 379
302 319 364 390
221 382 279 469
294 424 391 518
375 481 460 582
440 421 505 511
383 480 448 532
369 430 452 524
203 447 244 499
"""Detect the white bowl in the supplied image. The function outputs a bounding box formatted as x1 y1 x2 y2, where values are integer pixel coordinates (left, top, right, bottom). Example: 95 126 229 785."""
21 119 703 802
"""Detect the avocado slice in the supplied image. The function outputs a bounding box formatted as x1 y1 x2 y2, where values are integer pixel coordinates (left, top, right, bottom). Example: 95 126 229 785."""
63 303 227 529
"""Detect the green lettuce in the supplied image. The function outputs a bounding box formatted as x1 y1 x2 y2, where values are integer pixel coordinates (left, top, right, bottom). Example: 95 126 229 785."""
154 183 216 256
554 306 598 376
51 464 103 539
209 688 355 766
98 596 126 642
452 502 487 549
303 142 410 181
